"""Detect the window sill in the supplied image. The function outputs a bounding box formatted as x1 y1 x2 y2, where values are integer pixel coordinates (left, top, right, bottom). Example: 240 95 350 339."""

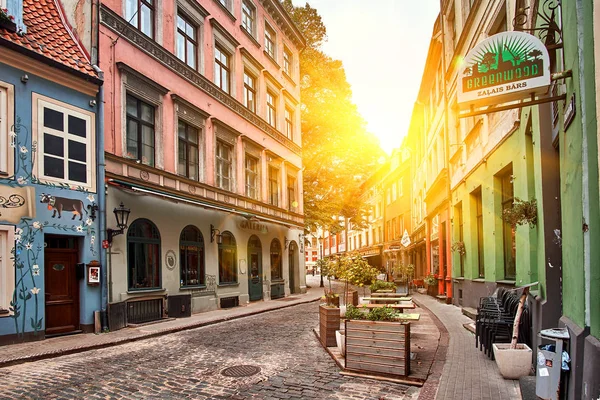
282 71 296 86
496 280 516 285
214 0 236 22
453 277 465 281
240 26 260 48
263 51 280 68
217 283 239 288
271 279 284 284
473 278 486 283
180 285 207 290
127 288 166 294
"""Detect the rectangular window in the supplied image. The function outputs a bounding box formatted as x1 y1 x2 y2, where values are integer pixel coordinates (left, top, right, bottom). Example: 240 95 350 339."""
501 169 516 279
0 83 13 176
125 0 154 38
245 154 258 199
287 175 296 210
37 96 95 188
456 202 464 277
214 45 230 93
284 106 293 139
268 166 279 206
474 189 484 278
392 183 397 201
283 47 292 75
126 94 155 167
216 140 232 190
241 1 255 36
0 226 15 315
264 24 276 59
266 90 277 128
176 14 197 69
177 121 199 180
243 71 256 113
398 177 403 197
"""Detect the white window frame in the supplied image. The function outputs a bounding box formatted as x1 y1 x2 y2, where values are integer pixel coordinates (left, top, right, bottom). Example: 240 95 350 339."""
283 46 292 76
0 81 15 177
264 22 276 59
33 93 96 191
216 139 233 191
241 0 256 37
266 89 277 128
0 225 15 315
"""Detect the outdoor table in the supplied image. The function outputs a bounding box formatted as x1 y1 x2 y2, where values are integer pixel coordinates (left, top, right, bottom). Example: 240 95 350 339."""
371 293 410 298
357 302 416 313
361 296 412 303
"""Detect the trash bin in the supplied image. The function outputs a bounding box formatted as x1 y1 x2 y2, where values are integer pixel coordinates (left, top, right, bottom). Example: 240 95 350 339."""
536 328 570 400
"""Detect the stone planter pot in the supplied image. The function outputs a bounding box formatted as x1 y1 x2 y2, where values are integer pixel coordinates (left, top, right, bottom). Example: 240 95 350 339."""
319 305 340 347
345 319 411 377
426 283 438 297
492 343 532 379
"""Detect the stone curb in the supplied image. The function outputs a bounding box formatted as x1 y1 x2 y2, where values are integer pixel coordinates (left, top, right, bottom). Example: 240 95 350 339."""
414 296 450 400
0 296 322 369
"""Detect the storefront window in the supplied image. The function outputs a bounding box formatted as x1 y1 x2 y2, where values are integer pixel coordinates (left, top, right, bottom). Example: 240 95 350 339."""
127 219 161 290
218 231 237 284
270 239 282 280
180 225 205 287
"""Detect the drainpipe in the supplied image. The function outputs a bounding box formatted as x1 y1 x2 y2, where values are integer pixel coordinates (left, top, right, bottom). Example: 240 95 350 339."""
93 66 107 327
575 0 590 328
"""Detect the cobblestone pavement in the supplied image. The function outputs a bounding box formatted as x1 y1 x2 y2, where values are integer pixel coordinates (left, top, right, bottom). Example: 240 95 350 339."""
411 294 520 400
0 300 420 400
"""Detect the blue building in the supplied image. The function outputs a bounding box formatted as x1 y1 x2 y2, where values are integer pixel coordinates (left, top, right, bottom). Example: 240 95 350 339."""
0 0 103 343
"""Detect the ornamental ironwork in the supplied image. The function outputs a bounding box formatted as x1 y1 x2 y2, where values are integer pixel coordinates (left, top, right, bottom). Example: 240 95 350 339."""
513 0 563 50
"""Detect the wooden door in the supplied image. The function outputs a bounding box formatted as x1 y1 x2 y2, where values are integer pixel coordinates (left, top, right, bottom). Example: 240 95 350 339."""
45 246 79 335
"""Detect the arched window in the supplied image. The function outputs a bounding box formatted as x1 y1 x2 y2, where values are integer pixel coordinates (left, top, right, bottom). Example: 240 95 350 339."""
127 218 161 290
270 239 282 280
218 231 237 284
180 225 205 287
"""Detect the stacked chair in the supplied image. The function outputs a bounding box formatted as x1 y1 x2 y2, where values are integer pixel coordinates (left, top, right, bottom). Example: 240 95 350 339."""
475 288 532 360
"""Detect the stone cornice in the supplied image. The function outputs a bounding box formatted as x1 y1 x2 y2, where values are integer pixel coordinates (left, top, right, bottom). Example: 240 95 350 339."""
100 5 301 156
258 0 305 50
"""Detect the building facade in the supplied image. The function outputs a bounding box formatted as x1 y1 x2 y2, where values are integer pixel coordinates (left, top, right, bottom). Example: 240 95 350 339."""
0 0 103 343
98 0 305 323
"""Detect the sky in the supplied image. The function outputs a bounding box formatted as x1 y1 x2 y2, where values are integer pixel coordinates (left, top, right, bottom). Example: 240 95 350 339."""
291 0 440 153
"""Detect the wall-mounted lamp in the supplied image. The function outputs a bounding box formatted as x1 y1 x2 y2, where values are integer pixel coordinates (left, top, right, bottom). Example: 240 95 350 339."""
284 237 290 250
87 202 99 222
21 74 29 83
210 224 222 244
107 202 131 244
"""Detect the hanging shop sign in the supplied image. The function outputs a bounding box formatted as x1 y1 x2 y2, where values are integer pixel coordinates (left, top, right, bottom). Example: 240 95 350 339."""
457 31 550 109
401 230 411 247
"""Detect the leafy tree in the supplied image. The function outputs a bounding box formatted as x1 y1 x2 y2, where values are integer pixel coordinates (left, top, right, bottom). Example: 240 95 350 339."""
282 1 385 234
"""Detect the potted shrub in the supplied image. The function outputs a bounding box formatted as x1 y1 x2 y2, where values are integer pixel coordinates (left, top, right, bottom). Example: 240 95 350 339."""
342 305 411 377
369 280 397 293
493 286 533 379
424 273 438 296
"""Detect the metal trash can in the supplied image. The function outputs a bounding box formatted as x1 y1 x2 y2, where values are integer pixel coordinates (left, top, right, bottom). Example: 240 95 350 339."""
536 328 570 400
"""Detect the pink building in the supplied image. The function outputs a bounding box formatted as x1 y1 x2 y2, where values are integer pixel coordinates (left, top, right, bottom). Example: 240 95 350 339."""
98 0 305 323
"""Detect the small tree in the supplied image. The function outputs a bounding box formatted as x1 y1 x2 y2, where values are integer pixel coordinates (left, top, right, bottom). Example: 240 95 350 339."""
343 253 379 297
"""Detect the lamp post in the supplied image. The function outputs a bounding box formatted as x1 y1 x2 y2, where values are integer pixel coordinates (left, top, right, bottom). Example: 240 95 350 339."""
319 235 324 287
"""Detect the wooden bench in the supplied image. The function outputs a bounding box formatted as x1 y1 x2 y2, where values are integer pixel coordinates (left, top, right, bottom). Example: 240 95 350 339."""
371 292 409 298
362 297 412 303
395 313 420 321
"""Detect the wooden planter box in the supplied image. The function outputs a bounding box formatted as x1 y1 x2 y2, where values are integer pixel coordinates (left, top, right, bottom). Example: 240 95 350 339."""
345 319 411 377
344 290 358 306
319 305 340 347
426 283 438 297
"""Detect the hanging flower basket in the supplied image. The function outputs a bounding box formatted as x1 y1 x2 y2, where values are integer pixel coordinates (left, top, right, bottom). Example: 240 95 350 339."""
451 241 466 256
502 198 538 228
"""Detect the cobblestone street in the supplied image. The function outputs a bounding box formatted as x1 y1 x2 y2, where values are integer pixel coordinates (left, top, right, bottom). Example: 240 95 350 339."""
0 296 420 400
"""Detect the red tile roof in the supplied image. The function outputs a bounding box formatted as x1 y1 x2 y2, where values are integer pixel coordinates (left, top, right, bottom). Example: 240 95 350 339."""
0 0 99 80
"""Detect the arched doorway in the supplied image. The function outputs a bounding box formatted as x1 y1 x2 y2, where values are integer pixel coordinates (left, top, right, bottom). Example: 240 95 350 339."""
247 235 262 301
288 241 298 294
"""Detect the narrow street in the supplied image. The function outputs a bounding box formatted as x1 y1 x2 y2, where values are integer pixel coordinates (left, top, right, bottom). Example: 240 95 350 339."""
0 294 420 400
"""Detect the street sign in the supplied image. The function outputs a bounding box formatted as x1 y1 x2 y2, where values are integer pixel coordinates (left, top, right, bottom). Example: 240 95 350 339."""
401 230 411 247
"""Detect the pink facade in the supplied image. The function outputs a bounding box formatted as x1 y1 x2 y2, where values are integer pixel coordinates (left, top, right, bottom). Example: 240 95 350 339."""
98 0 306 315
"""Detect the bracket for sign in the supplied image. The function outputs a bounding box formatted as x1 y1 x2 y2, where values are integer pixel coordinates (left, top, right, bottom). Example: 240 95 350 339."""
459 93 566 118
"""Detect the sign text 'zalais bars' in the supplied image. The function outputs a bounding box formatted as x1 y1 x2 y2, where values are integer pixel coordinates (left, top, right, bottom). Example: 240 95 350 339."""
457 31 551 109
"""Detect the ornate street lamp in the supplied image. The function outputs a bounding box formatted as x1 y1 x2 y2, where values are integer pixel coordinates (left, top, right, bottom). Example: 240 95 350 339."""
107 202 131 244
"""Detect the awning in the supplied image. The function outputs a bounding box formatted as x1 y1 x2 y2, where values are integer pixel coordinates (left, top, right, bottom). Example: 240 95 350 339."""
108 178 304 229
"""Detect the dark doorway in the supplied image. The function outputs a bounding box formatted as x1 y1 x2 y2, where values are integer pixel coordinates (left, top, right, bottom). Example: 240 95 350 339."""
247 235 263 301
44 235 80 336
288 242 297 294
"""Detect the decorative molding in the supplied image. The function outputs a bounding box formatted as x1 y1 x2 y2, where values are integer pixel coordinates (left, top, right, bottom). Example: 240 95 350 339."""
257 0 304 49
210 17 240 47
100 5 301 156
